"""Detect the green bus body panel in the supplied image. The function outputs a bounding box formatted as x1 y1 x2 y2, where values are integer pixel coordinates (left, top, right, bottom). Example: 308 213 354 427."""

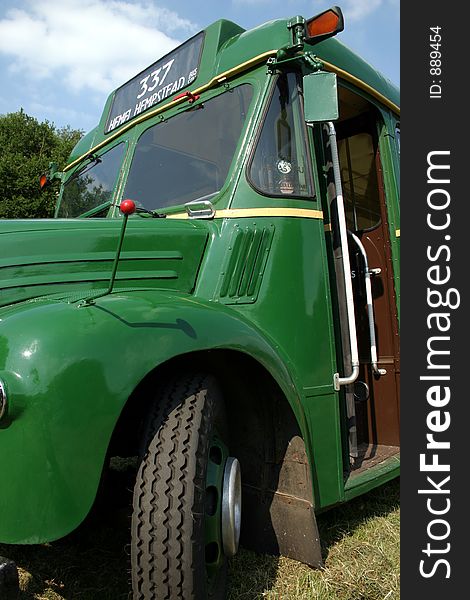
0 290 300 543
377 110 401 315
202 216 344 509
0 219 208 307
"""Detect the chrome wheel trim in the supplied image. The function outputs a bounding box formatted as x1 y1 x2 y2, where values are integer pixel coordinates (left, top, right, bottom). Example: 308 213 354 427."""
221 457 241 557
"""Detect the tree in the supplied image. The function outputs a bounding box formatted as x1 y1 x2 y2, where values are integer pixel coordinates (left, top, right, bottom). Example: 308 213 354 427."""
0 110 83 219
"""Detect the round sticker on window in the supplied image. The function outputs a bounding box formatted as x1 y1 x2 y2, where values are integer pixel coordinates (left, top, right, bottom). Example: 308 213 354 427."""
277 159 292 174
279 178 294 195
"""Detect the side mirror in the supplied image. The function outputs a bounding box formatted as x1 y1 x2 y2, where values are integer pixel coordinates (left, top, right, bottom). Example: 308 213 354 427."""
303 71 339 123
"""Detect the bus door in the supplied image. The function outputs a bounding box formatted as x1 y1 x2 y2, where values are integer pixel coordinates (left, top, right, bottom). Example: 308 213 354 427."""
322 91 400 475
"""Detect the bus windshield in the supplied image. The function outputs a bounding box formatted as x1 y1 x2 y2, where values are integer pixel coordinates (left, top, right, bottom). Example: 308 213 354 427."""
122 84 253 211
58 143 126 218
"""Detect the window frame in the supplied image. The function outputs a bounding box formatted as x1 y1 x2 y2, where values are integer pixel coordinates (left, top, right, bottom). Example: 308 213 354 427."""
118 83 255 213
56 140 128 218
335 111 383 234
246 71 317 201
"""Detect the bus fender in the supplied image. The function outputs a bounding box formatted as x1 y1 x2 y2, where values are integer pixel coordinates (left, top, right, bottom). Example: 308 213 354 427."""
0 290 305 544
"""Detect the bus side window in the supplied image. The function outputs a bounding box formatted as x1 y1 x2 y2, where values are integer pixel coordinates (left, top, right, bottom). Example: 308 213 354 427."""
248 73 315 199
337 117 381 232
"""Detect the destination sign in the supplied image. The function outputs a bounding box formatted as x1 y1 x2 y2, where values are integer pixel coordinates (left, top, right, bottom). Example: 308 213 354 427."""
105 32 204 134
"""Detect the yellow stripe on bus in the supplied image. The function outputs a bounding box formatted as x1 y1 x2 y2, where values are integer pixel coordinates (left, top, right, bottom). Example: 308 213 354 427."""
166 207 323 220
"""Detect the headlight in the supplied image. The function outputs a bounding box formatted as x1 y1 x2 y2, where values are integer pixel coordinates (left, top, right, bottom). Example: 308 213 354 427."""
0 379 7 420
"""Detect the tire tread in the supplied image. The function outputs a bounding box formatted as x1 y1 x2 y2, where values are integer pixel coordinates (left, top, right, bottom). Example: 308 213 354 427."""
131 373 217 600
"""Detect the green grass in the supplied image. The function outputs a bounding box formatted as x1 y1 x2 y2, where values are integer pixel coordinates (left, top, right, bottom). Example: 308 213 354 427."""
1 480 399 599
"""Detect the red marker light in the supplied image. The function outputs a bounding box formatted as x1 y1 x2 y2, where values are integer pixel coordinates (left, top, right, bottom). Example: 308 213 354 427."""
39 174 48 189
307 10 339 38
120 199 136 215
305 6 344 43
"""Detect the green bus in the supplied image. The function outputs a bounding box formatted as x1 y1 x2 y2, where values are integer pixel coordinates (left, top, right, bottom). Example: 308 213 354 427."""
0 7 400 598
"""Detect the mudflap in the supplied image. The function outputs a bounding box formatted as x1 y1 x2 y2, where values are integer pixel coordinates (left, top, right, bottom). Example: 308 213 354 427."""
0 556 19 597
241 485 323 567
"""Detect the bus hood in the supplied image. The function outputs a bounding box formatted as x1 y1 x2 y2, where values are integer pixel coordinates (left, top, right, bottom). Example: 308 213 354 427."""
0 219 208 308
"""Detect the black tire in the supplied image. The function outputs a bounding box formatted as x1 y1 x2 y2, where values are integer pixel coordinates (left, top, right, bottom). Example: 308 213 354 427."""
131 373 228 600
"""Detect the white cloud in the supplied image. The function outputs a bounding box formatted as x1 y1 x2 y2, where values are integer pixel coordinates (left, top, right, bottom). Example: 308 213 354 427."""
0 0 198 94
29 100 94 126
340 0 383 22
311 0 386 22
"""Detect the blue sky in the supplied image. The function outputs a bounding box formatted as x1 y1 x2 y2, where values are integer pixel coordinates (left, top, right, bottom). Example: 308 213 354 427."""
0 0 399 132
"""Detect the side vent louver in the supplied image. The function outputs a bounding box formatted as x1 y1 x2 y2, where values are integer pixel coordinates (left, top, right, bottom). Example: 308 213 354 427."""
217 224 274 304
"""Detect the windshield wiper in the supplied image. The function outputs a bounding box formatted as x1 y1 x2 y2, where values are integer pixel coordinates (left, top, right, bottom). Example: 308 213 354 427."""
67 153 102 183
114 202 167 218
134 206 167 218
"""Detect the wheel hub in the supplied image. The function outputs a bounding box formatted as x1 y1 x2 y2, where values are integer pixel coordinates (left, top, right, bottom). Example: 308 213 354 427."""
221 457 242 557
